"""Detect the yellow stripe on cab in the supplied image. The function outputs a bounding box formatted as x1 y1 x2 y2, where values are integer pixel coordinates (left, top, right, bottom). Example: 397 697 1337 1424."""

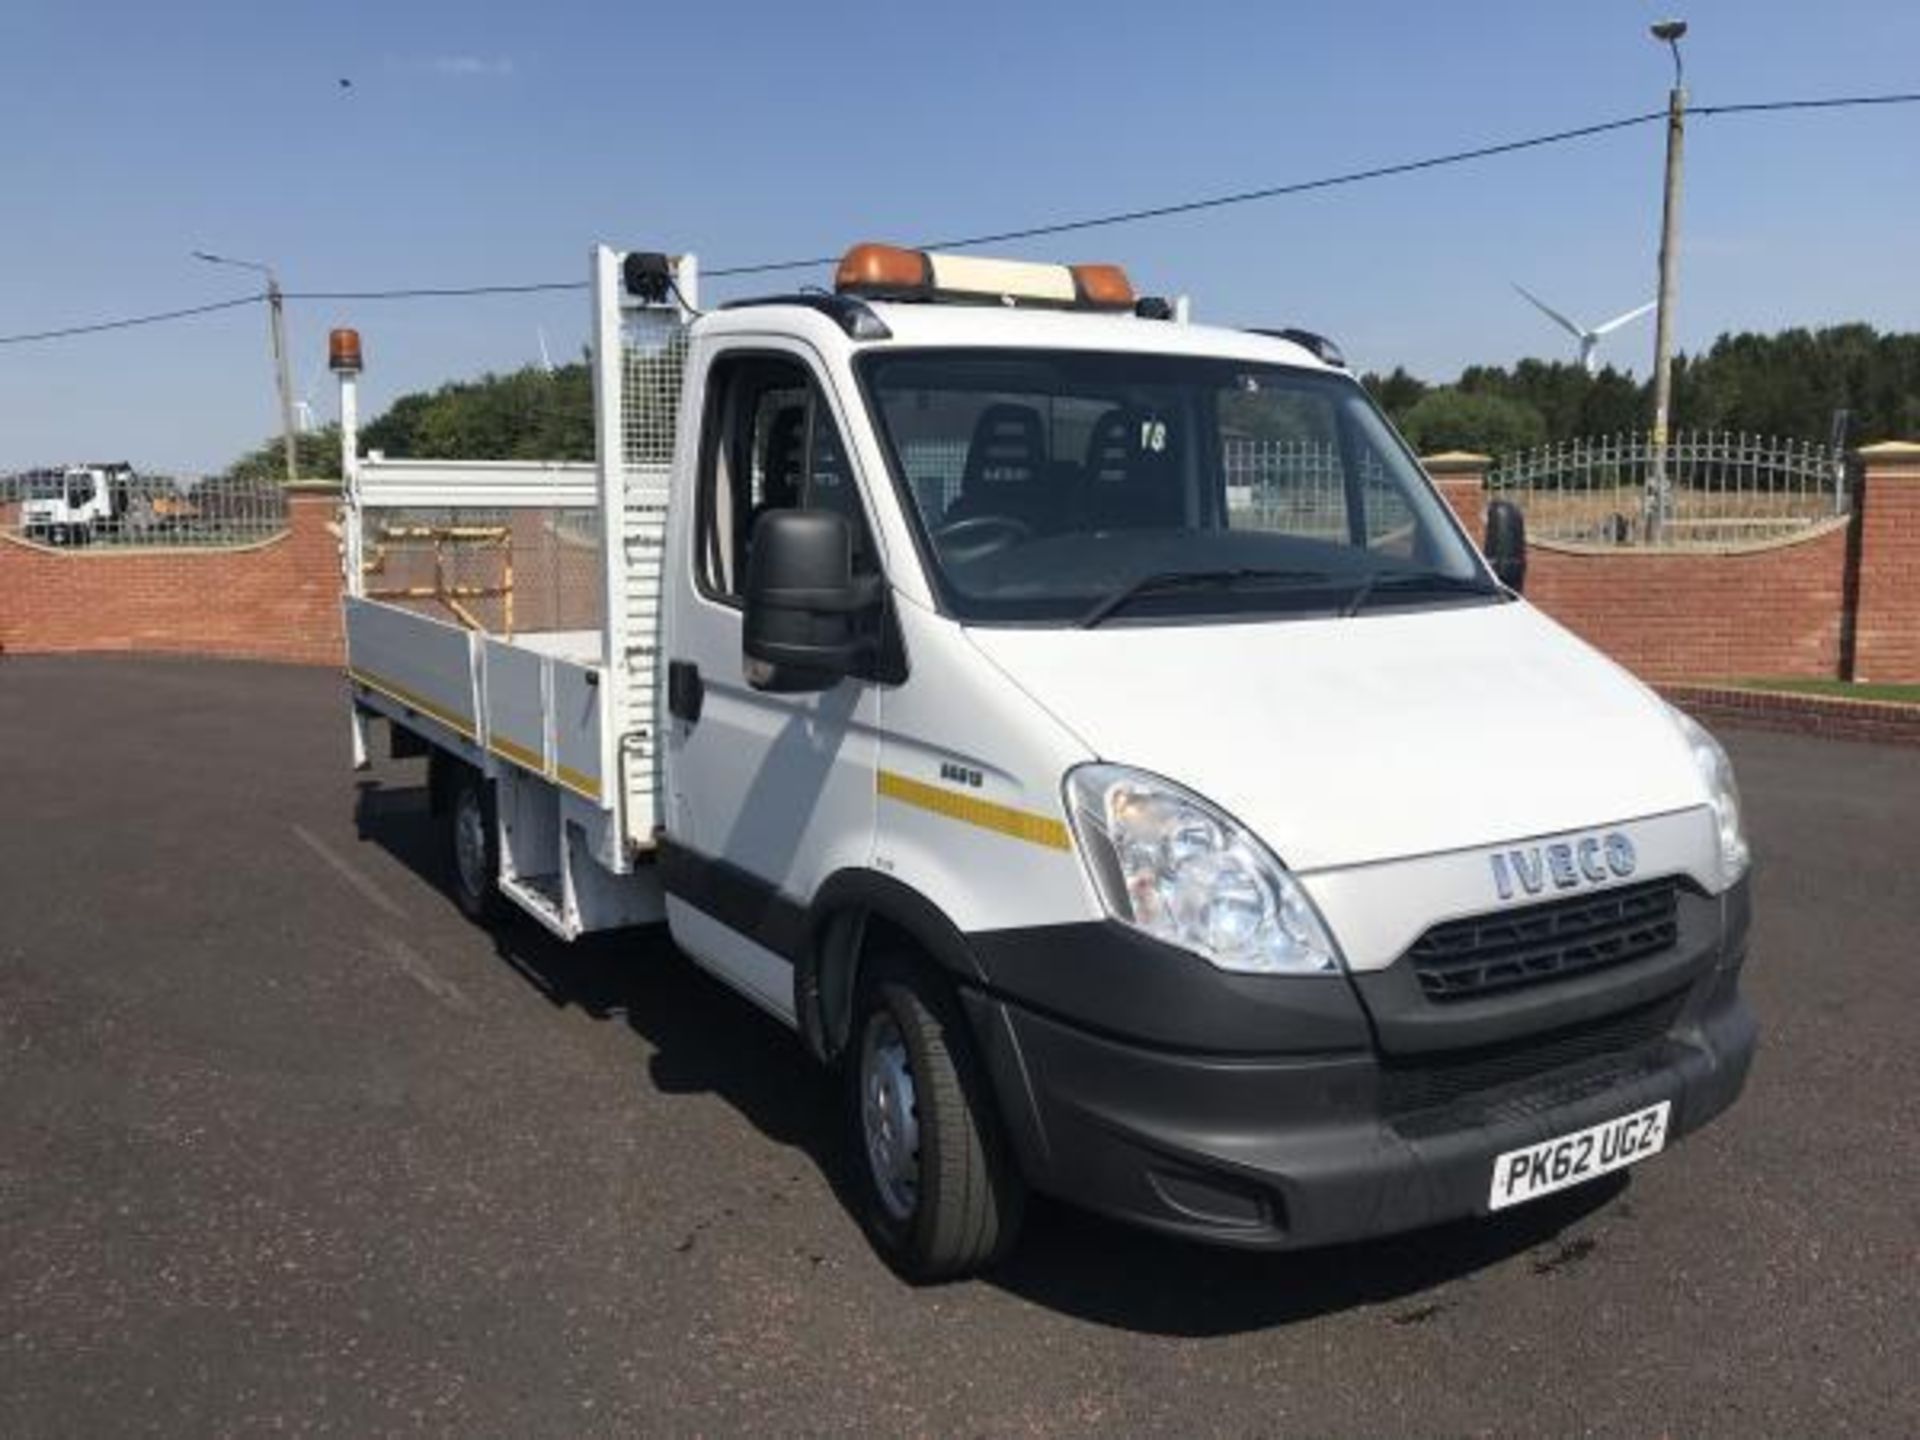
876 769 1071 851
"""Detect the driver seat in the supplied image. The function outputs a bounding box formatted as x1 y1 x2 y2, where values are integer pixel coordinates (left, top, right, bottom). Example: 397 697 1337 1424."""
744 405 807 558
948 403 1057 531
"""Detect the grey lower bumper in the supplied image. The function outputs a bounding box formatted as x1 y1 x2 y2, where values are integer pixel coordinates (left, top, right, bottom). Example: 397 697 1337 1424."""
967 971 1756 1249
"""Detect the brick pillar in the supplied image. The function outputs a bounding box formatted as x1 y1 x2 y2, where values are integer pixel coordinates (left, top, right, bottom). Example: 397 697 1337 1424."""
1422 451 1489 537
1853 442 1920 682
284 483 347 665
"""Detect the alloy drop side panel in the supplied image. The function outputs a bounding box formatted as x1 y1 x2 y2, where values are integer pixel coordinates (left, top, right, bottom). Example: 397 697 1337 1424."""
550 659 608 808
482 637 548 774
345 598 482 745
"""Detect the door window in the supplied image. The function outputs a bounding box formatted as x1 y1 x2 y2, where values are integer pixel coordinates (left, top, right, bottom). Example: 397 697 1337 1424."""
696 355 877 604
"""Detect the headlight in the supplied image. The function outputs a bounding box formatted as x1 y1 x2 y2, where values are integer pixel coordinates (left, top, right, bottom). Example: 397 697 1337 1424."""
1064 764 1341 975
1671 707 1750 887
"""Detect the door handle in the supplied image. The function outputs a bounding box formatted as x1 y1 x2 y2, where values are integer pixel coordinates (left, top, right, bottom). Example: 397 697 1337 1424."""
667 659 704 724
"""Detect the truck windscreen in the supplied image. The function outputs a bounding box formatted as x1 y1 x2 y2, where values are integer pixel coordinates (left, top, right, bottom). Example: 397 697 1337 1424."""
860 350 1495 625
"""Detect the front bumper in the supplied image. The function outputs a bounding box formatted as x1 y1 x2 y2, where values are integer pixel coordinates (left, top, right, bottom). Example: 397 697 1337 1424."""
964 882 1756 1249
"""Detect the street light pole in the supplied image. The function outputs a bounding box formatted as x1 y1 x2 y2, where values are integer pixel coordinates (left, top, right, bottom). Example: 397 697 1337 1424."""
193 250 299 483
1647 19 1688 542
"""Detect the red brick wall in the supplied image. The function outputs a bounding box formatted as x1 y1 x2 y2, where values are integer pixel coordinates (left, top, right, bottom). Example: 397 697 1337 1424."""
0 489 342 665
1 455 1914 683
1424 452 1489 536
1853 444 1920 682
1527 525 1850 681
1418 452 1894 683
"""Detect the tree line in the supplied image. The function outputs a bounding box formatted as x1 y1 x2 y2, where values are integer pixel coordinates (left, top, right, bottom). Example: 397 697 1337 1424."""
222 323 1920 479
1369 323 1920 456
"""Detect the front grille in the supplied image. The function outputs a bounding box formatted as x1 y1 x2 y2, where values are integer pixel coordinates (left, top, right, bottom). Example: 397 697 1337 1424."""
1380 990 1686 1120
1409 878 1682 1003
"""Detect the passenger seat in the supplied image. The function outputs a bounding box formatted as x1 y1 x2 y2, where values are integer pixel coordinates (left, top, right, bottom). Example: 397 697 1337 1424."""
1082 408 1184 530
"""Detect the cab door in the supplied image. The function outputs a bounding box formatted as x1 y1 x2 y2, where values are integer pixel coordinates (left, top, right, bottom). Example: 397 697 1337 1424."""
659 340 884 1023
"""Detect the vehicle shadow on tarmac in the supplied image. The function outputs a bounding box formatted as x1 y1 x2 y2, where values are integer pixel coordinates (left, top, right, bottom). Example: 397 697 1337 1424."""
355 777 1627 1338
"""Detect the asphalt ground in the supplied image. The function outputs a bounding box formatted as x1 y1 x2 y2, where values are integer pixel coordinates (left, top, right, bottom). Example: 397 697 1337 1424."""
1 654 1915 1436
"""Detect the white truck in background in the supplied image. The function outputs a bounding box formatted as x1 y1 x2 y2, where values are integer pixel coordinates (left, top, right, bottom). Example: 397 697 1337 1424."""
17 462 198 544
20 463 133 544
336 242 1755 1281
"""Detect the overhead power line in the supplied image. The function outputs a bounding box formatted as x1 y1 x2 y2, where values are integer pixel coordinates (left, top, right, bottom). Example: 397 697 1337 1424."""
711 108 1670 275
0 293 261 346
713 90 1920 272
4 90 1917 345
1693 91 1920 117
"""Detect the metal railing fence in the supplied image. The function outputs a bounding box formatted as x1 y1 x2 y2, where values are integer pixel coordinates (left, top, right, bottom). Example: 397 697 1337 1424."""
1486 431 1850 548
1223 437 1371 539
0 470 290 549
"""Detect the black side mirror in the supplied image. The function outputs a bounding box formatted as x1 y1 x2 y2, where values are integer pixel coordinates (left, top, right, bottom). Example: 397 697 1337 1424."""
742 510 879 692
1484 499 1527 593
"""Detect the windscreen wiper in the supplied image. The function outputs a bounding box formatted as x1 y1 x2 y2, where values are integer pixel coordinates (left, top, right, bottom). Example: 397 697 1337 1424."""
1341 569 1502 617
1080 568 1334 629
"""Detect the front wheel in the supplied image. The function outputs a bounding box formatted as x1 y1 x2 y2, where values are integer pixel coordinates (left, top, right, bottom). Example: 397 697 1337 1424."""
847 954 1024 1282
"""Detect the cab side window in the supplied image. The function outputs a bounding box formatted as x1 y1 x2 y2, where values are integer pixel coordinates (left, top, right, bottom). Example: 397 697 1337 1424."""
696 355 877 603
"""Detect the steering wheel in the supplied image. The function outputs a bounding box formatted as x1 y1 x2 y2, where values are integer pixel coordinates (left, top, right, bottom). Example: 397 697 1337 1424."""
933 514 1032 561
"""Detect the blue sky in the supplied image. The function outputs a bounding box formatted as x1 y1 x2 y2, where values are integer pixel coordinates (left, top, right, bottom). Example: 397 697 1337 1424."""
2 0 1916 472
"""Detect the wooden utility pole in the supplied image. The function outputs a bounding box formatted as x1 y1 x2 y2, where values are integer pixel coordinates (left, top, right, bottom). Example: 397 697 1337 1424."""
267 274 298 482
193 250 300 481
1647 20 1688 541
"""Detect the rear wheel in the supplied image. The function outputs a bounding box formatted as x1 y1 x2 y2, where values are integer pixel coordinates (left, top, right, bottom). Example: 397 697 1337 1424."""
447 765 501 924
846 953 1024 1282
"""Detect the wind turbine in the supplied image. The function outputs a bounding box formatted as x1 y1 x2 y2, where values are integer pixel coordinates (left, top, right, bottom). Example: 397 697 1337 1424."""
536 327 555 376
1512 283 1655 374
293 373 323 433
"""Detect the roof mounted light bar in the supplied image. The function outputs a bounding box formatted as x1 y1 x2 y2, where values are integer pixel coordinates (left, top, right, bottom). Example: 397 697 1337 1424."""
835 242 1135 312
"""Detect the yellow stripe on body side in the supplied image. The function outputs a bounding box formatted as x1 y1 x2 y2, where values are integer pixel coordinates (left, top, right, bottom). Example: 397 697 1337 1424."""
351 666 604 803
556 763 603 802
487 732 544 770
348 667 476 740
876 770 1071 851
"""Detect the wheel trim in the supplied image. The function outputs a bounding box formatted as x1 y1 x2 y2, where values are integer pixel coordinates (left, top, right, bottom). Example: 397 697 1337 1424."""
453 788 489 901
860 1013 920 1222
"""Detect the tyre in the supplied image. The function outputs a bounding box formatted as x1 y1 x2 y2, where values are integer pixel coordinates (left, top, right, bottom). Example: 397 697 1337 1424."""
847 952 1024 1282
447 765 502 924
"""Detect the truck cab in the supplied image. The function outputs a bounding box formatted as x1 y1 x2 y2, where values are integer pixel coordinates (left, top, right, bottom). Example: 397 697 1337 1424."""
339 243 1755 1281
20 463 131 544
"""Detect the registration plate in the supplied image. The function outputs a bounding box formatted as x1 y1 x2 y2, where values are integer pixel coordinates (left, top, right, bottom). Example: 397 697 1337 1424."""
1488 1101 1671 1211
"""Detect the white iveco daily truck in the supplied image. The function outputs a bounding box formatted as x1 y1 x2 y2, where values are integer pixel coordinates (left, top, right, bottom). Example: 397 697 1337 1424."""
336 243 1755 1280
